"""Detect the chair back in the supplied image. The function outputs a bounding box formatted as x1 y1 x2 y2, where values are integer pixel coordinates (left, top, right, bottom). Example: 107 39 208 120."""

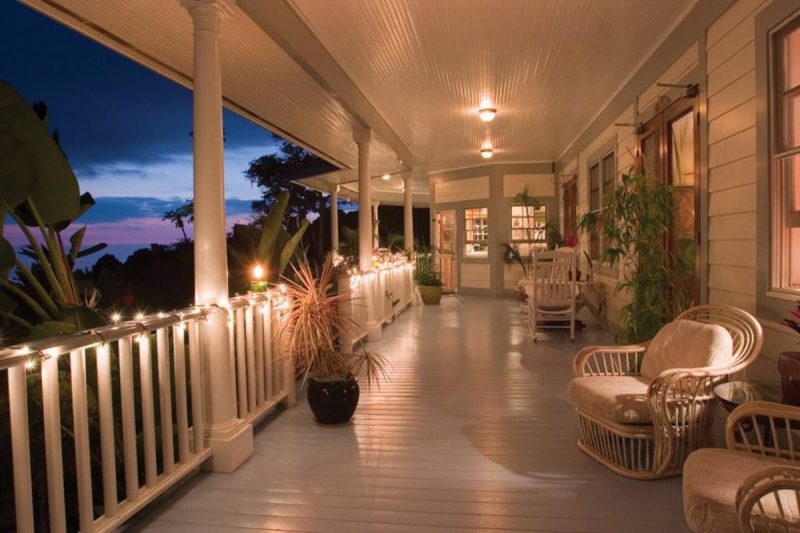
675 305 764 375
531 249 577 310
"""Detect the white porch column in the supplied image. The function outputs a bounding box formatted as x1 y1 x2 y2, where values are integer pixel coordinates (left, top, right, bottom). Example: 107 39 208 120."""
353 127 373 272
353 126 382 340
184 0 252 472
330 184 340 251
403 173 414 252
372 201 380 250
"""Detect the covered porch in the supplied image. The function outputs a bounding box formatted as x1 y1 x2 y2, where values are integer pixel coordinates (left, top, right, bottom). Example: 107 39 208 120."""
4 0 800 531
131 297 687 532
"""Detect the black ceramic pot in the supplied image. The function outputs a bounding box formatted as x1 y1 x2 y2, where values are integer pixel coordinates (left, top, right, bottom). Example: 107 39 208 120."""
307 377 360 424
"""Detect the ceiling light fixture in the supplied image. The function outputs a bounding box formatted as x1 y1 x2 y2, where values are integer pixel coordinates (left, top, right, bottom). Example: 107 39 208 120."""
381 174 391 181
480 142 494 159
478 99 497 122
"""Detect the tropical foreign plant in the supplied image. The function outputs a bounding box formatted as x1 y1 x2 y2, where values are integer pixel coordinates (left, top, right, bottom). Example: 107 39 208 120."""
281 257 388 388
162 200 194 242
414 252 443 287
577 156 690 343
228 190 309 285
0 80 107 341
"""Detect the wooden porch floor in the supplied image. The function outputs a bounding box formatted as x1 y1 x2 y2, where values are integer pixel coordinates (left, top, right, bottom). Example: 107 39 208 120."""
130 296 688 532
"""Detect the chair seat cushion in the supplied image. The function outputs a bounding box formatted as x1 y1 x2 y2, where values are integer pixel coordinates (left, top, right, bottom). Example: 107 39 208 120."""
568 375 652 424
641 319 734 380
683 448 798 533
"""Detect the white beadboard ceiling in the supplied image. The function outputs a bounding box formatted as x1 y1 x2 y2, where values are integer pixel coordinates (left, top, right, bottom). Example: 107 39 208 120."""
288 0 695 169
21 0 695 203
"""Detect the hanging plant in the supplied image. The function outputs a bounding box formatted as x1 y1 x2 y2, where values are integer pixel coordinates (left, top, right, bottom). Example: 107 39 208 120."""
578 155 691 343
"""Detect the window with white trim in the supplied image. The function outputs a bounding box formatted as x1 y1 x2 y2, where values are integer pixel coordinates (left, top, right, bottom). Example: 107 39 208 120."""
588 151 616 261
772 17 800 290
464 207 488 258
510 204 547 256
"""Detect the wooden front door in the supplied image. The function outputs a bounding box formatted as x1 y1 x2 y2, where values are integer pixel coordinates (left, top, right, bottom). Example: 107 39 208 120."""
562 176 578 243
437 210 457 292
638 96 701 304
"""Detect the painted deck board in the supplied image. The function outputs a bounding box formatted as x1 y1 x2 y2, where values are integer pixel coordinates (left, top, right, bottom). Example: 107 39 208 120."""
130 296 688 532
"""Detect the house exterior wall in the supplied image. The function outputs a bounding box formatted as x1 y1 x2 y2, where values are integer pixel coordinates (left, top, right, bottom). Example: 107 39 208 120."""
430 162 555 296
556 0 800 381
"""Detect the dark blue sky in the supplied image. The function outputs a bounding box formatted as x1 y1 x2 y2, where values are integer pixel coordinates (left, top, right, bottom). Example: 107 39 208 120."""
1 1 280 265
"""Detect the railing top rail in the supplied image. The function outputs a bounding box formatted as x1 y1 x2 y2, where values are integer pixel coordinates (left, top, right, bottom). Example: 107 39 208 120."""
0 290 281 371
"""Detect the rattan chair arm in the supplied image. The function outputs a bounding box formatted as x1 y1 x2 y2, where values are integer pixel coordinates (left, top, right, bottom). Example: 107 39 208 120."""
572 344 648 377
736 465 800 533
725 401 800 456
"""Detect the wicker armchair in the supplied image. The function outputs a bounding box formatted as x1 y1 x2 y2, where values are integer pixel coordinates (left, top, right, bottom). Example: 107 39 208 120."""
683 402 800 532
568 305 763 480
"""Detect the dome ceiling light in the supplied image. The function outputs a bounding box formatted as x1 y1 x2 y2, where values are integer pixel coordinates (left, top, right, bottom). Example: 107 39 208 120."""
480 141 493 159
478 99 497 122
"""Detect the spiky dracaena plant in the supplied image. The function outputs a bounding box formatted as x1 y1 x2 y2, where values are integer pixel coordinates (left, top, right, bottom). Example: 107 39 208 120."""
578 156 690 343
281 257 388 388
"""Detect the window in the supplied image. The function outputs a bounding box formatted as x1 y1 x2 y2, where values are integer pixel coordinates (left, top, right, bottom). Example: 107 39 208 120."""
510 204 547 256
772 17 800 290
588 151 616 261
464 207 488 257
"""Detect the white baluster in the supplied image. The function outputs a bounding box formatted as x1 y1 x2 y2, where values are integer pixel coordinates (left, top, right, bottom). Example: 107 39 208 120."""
235 307 247 417
70 349 94 532
244 306 256 412
156 328 175 474
41 354 66 533
95 344 118 517
8 364 34 532
263 301 273 400
254 304 265 406
119 337 139 501
188 320 205 452
172 324 190 462
138 333 157 485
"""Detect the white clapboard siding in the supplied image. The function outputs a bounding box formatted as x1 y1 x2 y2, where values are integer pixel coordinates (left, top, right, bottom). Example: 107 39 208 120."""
705 0 769 314
461 263 491 289
434 176 489 203
502 174 554 197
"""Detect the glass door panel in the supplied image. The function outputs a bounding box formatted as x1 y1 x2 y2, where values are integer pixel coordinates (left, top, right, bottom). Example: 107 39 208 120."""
438 210 457 292
668 110 698 305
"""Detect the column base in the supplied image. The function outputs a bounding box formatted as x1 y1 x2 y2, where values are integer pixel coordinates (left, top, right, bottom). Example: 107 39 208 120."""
201 420 253 473
366 321 383 342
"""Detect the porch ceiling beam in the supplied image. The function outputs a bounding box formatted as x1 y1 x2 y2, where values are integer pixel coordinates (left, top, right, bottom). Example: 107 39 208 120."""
237 0 417 170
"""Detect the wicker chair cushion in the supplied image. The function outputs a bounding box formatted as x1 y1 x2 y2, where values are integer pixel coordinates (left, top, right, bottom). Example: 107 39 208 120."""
568 376 652 424
641 319 734 380
683 448 799 533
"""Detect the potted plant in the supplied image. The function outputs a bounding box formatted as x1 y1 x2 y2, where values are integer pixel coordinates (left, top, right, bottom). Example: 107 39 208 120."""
577 155 690 343
414 253 443 305
282 257 388 424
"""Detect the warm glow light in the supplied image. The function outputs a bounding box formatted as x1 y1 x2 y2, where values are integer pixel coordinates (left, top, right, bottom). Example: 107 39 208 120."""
134 312 145 321
111 312 122 324
478 106 497 122
24 359 36 371
381 174 391 181
478 99 497 122
480 141 494 159
252 264 265 280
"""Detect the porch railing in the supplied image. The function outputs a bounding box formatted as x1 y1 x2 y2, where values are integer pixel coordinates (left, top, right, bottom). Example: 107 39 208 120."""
0 290 292 533
341 262 415 342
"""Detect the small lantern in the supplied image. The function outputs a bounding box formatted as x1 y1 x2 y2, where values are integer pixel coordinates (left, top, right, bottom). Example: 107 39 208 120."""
250 264 268 293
